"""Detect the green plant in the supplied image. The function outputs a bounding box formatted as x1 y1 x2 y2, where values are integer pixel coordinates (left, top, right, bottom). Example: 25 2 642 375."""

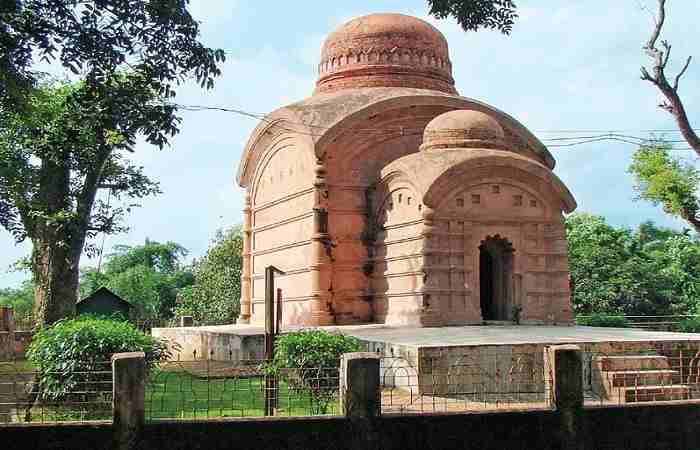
265 330 362 414
675 317 700 333
26 316 170 401
575 313 630 328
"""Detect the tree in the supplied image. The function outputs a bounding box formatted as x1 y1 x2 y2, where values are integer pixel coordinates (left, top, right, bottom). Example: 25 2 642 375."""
427 0 519 34
174 226 242 324
1 1 223 111
629 143 700 233
80 240 194 320
0 1 223 326
566 213 638 314
566 213 700 316
0 280 34 321
640 0 699 157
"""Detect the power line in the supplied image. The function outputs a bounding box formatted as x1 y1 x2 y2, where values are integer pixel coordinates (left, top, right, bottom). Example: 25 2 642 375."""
169 102 698 151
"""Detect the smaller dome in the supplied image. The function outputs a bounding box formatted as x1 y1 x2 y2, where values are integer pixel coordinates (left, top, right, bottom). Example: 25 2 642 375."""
420 110 506 151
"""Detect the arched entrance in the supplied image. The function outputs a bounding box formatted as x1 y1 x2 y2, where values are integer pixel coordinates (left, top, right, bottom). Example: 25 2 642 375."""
479 235 515 321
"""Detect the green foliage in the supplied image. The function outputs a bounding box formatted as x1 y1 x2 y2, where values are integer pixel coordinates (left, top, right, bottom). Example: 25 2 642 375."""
0 279 34 320
428 0 518 34
566 213 700 316
146 371 337 418
26 316 169 401
265 330 362 414
575 313 630 328
629 144 700 233
1 0 224 325
675 317 700 333
174 226 243 324
80 240 194 320
2 0 224 111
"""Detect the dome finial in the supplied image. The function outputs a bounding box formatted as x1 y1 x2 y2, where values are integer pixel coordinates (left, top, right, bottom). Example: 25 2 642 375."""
314 13 456 95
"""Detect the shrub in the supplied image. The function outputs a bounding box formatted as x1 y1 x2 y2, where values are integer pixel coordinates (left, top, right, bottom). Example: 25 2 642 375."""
675 317 700 333
265 330 362 414
26 315 170 401
575 313 629 328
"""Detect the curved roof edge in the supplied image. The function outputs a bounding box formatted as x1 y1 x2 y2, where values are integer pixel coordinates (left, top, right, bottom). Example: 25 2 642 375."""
237 88 556 188
380 149 576 214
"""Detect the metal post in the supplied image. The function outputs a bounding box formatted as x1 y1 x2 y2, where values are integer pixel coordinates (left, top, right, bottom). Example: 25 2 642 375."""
276 288 282 335
264 266 284 416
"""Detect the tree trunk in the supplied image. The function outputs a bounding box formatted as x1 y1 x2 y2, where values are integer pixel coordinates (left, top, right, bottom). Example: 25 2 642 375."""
31 151 80 327
682 212 700 235
31 231 82 326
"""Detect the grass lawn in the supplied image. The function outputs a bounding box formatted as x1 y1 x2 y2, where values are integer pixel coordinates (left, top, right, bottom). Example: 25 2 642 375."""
3 360 339 422
145 369 339 420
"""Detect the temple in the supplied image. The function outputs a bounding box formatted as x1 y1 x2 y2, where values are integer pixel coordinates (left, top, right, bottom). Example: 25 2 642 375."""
236 13 577 327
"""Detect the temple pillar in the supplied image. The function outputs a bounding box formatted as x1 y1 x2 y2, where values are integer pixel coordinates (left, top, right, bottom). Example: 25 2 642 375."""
239 193 253 324
419 207 442 326
310 160 335 325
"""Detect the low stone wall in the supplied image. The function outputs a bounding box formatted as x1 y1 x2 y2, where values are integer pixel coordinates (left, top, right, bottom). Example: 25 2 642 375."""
152 327 264 362
2 403 700 450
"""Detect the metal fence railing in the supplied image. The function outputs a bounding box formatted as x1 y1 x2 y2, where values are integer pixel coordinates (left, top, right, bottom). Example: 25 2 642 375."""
145 360 340 420
0 361 112 424
576 315 700 332
380 351 551 415
584 343 700 406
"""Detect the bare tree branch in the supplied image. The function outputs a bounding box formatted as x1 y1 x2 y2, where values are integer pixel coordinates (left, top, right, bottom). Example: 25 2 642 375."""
645 0 666 50
640 0 700 157
673 56 692 90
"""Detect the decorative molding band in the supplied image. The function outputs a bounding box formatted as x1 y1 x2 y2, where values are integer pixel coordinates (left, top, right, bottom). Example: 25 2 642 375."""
252 212 313 233
253 187 314 212
251 240 311 256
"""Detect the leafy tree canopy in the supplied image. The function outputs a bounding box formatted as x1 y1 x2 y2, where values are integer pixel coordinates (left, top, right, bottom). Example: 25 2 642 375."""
174 226 242 324
80 240 193 321
428 0 518 34
629 143 700 233
566 213 700 316
1 0 224 110
0 280 34 320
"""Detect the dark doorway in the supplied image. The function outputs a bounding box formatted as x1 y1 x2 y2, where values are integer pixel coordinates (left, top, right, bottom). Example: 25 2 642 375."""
479 236 514 321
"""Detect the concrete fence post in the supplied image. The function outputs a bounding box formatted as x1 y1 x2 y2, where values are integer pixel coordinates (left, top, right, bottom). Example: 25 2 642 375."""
112 352 146 450
340 352 381 418
546 344 585 450
340 352 382 450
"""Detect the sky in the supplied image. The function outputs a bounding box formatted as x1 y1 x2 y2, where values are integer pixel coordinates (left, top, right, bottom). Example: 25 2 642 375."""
2 0 699 288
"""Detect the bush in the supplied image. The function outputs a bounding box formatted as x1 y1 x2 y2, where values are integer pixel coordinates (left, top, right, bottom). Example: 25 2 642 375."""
675 317 700 333
575 313 629 328
26 316 170 401
265 330 362 414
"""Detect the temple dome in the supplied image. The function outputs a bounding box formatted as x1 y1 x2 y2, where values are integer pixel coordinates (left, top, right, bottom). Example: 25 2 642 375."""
314 13 456 95
420 109 506 151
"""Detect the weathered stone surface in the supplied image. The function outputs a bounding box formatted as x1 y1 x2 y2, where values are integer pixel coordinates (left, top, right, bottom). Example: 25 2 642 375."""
236 13 577 327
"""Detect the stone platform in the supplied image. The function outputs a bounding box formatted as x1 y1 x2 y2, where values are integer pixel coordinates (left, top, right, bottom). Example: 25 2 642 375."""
152 324 700 362
153 324 700 402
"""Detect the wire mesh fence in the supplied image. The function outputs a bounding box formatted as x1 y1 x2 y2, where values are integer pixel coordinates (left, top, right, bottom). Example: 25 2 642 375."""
0 360 112 424
145 359 340 420
584 343 700 406
380 351 551 415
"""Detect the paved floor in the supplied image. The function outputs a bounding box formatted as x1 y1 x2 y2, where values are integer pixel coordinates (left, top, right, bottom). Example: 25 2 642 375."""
337 325 700 347
167 324 700 348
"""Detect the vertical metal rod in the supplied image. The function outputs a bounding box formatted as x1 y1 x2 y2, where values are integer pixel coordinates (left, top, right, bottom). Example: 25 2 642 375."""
264 267 275 416
276 288 282 335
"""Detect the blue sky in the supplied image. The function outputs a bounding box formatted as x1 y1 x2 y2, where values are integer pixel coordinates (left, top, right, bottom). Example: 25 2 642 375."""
2 0 699 288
